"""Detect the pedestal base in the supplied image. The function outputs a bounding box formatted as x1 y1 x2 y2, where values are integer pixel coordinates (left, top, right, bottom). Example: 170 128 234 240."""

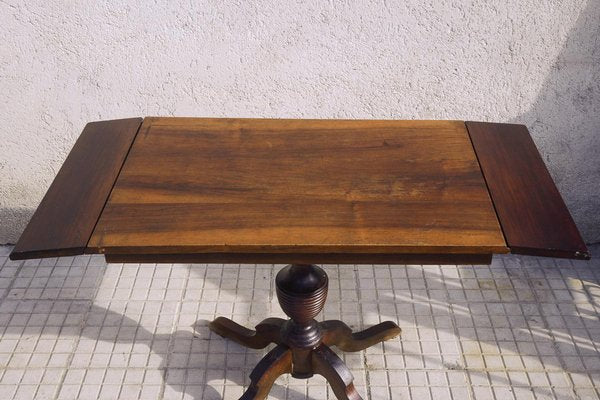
209 264 401 400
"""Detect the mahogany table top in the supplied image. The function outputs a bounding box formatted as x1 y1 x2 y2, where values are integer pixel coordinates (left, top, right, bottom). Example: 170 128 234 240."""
10 118 589 264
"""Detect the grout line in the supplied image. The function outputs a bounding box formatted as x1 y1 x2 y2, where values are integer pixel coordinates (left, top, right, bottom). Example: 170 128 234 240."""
49 255 101 400
0 248 31 303
512 256 575 400
334 263 345 400
1 259 39 398
196 262 212 399
571 262 600 399
379 264 394 400
353 264 373 400
446 263 477 400
535 258 574 399
223 262 241 395
160 261 187 400
424 264 444 400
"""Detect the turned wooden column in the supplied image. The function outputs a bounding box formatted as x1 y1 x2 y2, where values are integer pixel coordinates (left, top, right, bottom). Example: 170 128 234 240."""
276 264 328 378
209 264 401 400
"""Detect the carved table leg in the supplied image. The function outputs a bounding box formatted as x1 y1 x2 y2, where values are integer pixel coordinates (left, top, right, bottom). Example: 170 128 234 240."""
208 264 402 400
209 317 286 349
312 344 363 400
321 320 401 352
240 344 292 400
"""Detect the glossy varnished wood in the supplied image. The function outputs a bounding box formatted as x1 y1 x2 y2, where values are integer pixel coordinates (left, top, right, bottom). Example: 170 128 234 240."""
312 345 362 400
321 320 402 352
10 118 143 260
466 121 589 260
89 118 507 258
241 344 292 400
209 317 286 349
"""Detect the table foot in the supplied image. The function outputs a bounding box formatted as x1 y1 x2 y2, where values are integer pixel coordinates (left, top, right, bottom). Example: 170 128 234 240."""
209 316 286 349
240 344 292 400
208 264 401 400
321 320 401 352
312 344 363 400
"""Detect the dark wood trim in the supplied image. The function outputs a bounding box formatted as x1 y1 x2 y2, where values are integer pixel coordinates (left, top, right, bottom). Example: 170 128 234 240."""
466 121 589 260
10 118 144 260
104 252 493 265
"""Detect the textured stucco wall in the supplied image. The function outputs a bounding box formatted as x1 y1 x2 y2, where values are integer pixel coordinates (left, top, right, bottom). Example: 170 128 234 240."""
1 1 599 244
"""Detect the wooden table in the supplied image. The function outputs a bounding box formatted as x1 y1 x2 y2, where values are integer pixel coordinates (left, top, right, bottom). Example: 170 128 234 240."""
11 118 589 400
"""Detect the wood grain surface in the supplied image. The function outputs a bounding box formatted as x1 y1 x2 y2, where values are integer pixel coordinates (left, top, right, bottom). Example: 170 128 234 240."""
10 118 143 260
89 118 507 259
466 121 589 260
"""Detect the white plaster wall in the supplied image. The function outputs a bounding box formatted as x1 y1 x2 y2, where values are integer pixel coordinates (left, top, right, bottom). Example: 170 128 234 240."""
1 0 599 244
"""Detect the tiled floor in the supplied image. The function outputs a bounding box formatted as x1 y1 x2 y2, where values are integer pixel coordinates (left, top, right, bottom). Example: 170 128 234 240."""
0 245 599 400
